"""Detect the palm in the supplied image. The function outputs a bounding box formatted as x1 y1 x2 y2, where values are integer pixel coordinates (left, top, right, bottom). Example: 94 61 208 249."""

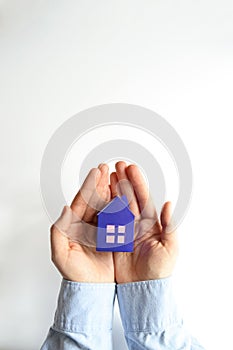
114 221 177 283
61 242 114 283
51 164 114 283
110 162 178 283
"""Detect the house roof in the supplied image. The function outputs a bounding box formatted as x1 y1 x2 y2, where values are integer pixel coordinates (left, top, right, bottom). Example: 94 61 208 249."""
97 195 135 217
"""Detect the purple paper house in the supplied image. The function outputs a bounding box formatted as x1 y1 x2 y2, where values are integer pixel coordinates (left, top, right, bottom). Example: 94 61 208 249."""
96 195 135 252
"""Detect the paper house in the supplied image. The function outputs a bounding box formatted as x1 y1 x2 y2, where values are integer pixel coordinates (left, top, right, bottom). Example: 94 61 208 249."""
96 195 135 252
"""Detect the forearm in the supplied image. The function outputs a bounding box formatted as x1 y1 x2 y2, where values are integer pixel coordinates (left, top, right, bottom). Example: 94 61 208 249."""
41 279 116 350
117 277 205 350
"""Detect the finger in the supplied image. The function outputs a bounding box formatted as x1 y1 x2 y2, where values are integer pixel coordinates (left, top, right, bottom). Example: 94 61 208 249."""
160 201 177 242
51 206 72 259
126 164 158 219
98 163 111 203
70 168 101 219
110 172 120 197
160 201 171 228
115 161 140 217
83 163 110 223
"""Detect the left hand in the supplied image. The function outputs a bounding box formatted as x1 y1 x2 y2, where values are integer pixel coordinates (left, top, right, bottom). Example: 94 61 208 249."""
110 161 178 283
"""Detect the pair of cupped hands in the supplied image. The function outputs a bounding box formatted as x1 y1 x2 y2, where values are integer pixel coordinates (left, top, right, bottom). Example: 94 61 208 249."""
51 161 178 284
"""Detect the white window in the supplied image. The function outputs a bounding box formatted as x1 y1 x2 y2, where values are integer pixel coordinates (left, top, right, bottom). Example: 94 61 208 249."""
106 225 115 233
117 236 125 244
118 225 126 233
106 235 115 243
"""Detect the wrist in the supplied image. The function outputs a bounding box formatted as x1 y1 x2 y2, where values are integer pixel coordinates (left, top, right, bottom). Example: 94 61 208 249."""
116 272 173 284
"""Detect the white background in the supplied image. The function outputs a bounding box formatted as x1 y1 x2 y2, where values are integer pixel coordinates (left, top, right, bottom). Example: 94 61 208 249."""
0 1 233 349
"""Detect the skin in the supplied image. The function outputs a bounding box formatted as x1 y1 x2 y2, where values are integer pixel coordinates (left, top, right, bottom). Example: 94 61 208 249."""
110 161 178 283
50 161 178 283
50 164 114 283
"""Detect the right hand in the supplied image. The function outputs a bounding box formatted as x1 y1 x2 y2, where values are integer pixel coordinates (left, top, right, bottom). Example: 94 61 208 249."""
50 164 115 283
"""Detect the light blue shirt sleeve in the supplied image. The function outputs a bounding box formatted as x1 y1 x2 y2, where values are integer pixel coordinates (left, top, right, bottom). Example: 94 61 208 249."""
40 279 116 350
117 277 205 350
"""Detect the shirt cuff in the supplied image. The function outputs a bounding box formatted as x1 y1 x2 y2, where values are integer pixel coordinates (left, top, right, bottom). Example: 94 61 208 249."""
117 277 182 333
53 279 116 334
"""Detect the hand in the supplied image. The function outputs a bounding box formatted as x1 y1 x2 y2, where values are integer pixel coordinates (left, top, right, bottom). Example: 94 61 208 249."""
110 161 178 283
50 164 114 283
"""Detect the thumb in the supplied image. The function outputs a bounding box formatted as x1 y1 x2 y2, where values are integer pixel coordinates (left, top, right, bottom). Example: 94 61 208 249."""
160 201 172 228
160 201 177 241
51 206 73 260
54 205 73 233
